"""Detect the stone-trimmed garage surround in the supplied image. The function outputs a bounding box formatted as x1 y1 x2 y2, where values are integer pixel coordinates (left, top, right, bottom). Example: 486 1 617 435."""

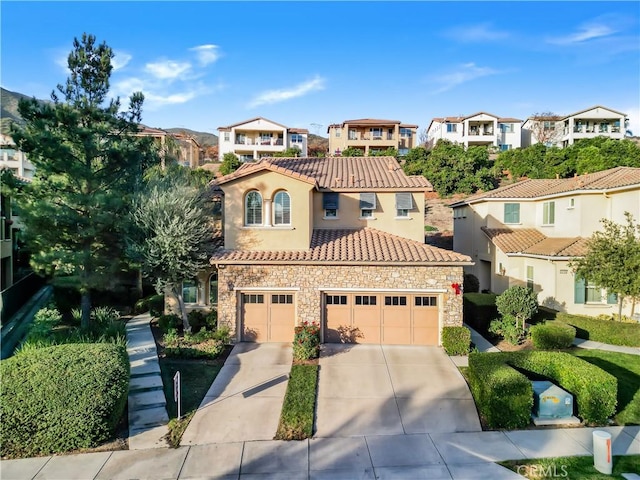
216 264 464 344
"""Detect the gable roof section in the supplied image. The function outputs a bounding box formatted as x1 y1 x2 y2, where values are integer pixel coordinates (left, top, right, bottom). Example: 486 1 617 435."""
482 227 588 258
214 157 432 190
343 118 401 126
451 166 640 206
218 116 288 131
211 228 472 265
565 105 627 119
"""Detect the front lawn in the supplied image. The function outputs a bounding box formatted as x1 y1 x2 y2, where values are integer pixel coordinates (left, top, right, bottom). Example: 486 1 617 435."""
274 364 318 440
570 349 640 425
500 455 640 479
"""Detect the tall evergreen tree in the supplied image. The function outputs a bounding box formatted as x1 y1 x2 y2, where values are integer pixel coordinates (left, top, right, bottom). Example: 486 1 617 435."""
11 33 158 327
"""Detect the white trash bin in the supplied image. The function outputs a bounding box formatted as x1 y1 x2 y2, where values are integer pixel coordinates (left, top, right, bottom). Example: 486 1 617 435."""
593 430 612 474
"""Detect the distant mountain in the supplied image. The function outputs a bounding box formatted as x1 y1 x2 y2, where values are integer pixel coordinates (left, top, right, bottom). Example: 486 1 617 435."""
1 87 48 134
164 127 218 147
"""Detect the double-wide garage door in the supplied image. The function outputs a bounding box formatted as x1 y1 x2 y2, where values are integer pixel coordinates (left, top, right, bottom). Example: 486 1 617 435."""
241 292 295 342
325 292 440 345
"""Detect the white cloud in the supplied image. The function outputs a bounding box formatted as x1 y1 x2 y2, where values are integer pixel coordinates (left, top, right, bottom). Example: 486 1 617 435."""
430 63 501 94
190 44 221 66
112 51 132 71
144 91 198 107
548 24 616 45
248 76 325 108
444 23 509 42
145 60 192 80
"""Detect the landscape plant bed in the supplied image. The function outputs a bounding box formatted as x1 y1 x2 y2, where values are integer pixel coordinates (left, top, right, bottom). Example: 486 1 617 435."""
274 363 318 440
555 313 640 347
500 455 640 479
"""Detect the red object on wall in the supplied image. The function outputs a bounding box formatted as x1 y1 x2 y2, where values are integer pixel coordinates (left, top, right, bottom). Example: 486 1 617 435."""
451 283 461 295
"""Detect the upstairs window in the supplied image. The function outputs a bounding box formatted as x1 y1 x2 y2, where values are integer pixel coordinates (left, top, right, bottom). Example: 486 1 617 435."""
370 127 383 139
446 124 457 133
504 203 520 224
323 192 339 218
223 132 230 142
273 191 291 225
395 192 413 218
543 201 555 225
335 128 342 138
348 129 357 140
500 123 514 133
245 191 263 225
400 128 412 138
359 192 377 218
290 133 303 143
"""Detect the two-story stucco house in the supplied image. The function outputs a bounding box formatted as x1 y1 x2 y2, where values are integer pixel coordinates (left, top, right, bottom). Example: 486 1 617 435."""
1 134 35 179
521 105 628 148
218 117 308 161
199 156 471 345
450 167 640 316
327 119 418 157
426 113 522 151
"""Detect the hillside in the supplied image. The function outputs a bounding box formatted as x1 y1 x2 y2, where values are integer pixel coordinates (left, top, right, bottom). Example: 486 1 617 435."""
1 87 48 134
164 127 218 147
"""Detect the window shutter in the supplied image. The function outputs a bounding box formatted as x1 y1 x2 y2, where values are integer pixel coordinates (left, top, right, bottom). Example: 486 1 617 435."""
574 277 586 304
607 291 618 305
359 192 377 209
395 192 413 210
323 192 339 210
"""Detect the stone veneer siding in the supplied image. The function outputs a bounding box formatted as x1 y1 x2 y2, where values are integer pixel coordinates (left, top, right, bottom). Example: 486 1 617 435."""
217 264 464 341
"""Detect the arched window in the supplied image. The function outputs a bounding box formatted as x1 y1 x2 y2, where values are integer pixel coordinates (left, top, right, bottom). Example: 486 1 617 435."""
209 272 218 306
273 191 291 225
245 191 262 225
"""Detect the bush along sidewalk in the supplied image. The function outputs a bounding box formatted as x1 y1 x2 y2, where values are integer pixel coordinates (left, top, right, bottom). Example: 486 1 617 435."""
275 322 320 440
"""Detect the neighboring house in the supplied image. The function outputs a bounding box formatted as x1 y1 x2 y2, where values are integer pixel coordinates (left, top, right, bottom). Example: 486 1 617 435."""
426 113 522 151
187 155 472 345
521 105 628 148
0 134 35 179
450 166 640 316
217 117 308 161
136 126 204 168
327 119 418 156
0 171 29 290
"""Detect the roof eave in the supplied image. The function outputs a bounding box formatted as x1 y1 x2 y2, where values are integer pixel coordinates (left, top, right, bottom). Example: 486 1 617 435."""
211 259 474 267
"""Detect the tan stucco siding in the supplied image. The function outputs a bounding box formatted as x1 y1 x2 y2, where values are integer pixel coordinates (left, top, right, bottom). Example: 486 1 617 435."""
216 264 464 342
312 191 425 242
221 170 314 250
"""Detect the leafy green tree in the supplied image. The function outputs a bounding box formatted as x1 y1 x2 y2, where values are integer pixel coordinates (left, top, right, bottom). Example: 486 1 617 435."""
273 146 302 157
341 147 364 157
571 213 640 320
219 152 241 175
129 176 217 331
495 285 538 332
369 147 398 157
11 34 158 327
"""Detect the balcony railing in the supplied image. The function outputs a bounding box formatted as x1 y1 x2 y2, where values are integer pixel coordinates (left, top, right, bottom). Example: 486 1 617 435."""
235 138 284 146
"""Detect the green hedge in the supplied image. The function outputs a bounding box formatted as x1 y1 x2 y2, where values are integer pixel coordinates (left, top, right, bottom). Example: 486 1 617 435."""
530 322 576 350
468 351 617 428
463 293 498 333
442 326 471 355
0 343 129 458
556 313 640 347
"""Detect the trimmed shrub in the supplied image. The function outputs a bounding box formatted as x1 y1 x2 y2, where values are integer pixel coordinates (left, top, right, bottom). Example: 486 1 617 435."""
556 313 640 347
442 326 471 355
163 327 230 359
158 314 180 333
463 273 480 293
530 322 576 350
463 293 498 333
489 314 526 345
293 321 321 361
468 351 617 428
187 310 208 332
1 343 129 458
496 286 538 330
467 352 533 429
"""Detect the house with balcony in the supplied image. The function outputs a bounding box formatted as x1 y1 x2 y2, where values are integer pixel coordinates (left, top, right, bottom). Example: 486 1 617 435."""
450 166 640 316
0 134 35 179
181 156 472 345
426 113 522 150
217 117 308 162
522 106 628 148
135 127 204 168
327 119 418 157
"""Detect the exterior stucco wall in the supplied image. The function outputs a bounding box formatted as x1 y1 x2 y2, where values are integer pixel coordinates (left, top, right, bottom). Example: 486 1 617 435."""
216 264 465 342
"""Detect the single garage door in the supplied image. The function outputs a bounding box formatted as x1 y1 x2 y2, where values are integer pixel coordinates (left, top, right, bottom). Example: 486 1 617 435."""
241 292 295 342
325 293 439 345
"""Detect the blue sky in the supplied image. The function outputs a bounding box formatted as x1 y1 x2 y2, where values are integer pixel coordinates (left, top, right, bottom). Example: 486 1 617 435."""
2 1 639 137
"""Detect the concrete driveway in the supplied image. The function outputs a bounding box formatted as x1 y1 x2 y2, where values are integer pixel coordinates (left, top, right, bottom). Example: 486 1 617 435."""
315 344 481 437
181 343 292 445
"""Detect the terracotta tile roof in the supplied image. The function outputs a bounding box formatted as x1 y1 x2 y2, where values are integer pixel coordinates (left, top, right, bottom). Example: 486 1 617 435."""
399 124 419 129
498 117 522 123
214 157 432 190
288 128 309 134
452 167 640 205
211 228 472 265
343 118 401 125
481 228 546 253
482 227 588 257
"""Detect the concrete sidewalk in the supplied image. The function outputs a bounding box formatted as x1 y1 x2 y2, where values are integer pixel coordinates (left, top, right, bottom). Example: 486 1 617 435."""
573 337 640 355
2 426 637 479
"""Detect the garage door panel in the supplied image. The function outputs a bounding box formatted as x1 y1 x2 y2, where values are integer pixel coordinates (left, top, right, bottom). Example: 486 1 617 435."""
242 292 294 342
325 295 352 343
413 296 439 346
269 295 295 342
242 294 268 342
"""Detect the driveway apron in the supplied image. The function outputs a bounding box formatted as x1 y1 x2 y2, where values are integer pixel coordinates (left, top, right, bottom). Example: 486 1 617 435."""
180 342 292 445
315 344 481 437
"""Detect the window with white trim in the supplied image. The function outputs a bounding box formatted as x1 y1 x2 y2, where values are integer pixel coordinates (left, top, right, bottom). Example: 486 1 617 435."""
446 124 457 133
504 203 520 224
223 132 230 142
526 266 534 290
182 279 198 304
543 201 555 225
273 191 291 225
245 191 263 225
359 192 376 218
395 192 413 218
209 272 218 306
323 192 339 218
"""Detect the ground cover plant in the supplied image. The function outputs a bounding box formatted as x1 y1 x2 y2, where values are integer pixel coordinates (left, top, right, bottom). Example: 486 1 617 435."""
500 455 640 479
274 364 318 440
